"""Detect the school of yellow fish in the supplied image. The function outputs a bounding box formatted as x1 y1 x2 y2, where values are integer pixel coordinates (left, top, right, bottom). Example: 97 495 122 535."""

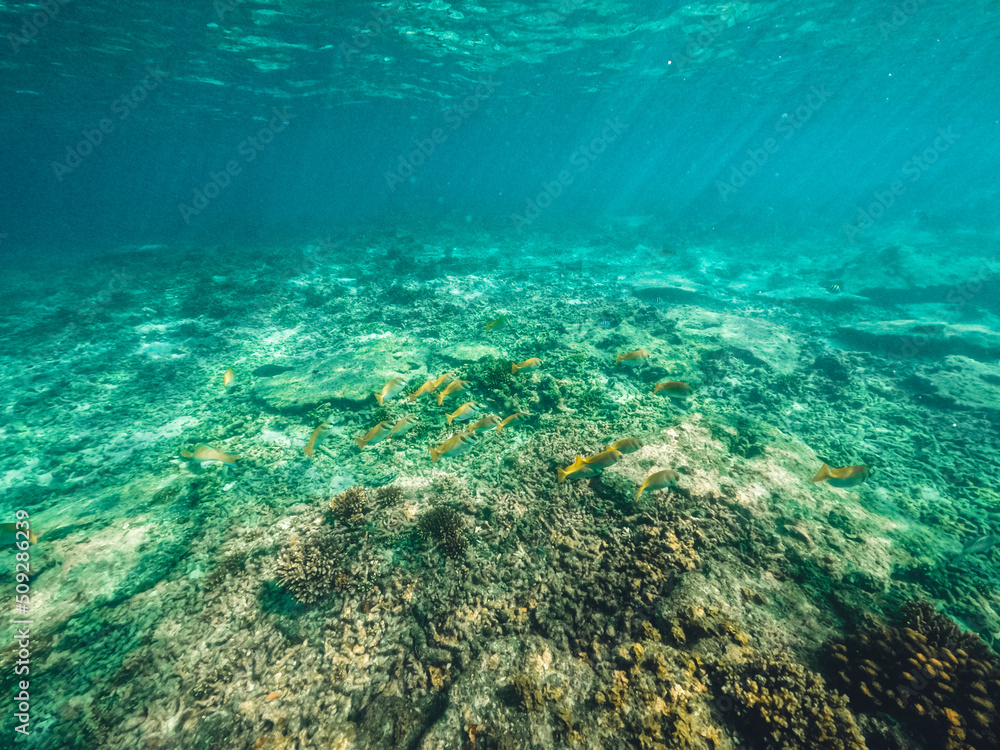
156 331 870 556
0 320 871 549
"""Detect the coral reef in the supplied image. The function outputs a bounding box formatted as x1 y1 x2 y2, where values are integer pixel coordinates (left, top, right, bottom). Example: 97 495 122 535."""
826 600 1000 750
418 505 469 559
717 651 867 750
374 483 404 508
331 485 369 523
274 530 341 604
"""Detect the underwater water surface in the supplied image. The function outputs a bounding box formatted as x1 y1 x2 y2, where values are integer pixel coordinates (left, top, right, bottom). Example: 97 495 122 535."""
2 1 1000 749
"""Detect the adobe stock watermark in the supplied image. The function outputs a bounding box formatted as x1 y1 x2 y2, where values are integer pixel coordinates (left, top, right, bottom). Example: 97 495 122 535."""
878 0 930 39
716 85 833 200
886 257 999 361
7 0 72 55
384 74 499 192
178 107 296 224
51 66 167 182
510 117 627 232
669 10 736 73
340 2 401 64
947 255 1000 312
844 126 958 243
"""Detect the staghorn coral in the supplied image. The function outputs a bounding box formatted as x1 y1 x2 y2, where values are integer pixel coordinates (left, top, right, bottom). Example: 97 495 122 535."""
330 485 368 523
274 530 341 604
418 505 469 559
825 600 1000 750
374 483 404 508
717 651 867 750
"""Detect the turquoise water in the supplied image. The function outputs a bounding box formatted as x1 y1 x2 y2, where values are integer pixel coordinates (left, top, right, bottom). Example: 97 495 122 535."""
2 2 1000 749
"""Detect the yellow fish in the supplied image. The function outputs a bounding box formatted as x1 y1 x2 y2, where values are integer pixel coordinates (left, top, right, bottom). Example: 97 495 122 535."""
1 523 38 545
556 456 600 483
637 469 680 499
181 444 239 466
431 372 454 390
496 412 528 433
375 377 406 406
467 414 501 435
355 421 392 449
437 379 470 406
812 463 870 488
511 357 541 374
409 379 437 402
582 447 624 470
485 315 507 333
616 350 650 366
609 438 642 454
388 414 418 438
303 421 330 457
446 401 479 426
223 368 235 388
653 381 693 398
430 432 476 463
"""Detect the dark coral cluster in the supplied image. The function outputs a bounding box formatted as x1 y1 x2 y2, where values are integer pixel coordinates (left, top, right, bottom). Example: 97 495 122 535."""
717 651 867 750
825 601 1000 750
330 485 368 523
467 355 512 390
374 483 404 508
274 531 341 604
418 505 469 558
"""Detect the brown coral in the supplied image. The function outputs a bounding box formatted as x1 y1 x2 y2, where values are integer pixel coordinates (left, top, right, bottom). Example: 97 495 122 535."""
825 600 1000 750
274 531 340 604
717 651 867 750
330 485 368 523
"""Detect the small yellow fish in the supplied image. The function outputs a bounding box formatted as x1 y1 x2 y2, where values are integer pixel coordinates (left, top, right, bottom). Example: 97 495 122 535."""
304 421 330 458
1 523 38 545
511 357 541 375
431 372 454 390
637 469 680 499
485 315 507 333
409 379 437 402
375 377 406 406
616 350 650 366
556 456 600 483
388 414 418 438
181 444 239 466
653 381 693 398
812 463 870 488
467 414 501 435
609 438 642 454
446 401 479 426
430 432 476 463
437 378 470 406
582 447 624 470
223 368 235 388
496 412 528 434
355 421 392 449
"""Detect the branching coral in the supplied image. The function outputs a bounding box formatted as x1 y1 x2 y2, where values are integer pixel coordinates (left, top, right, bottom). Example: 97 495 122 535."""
418 505 469 558
717 651 867 750
374 484 404 508
275 531 341 604
330 485 368 523
825 601 1000 750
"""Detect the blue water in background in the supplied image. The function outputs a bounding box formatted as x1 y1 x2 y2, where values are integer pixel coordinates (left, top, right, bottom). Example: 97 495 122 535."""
0 0 997 251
